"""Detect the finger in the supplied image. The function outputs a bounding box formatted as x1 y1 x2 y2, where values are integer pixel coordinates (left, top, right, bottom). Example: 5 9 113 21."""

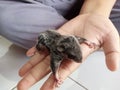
103 23 120 71
26 46 37 57
41 60 82 90
17 56 51 90
19 52 47 77
40 74 56 90
41 44 92 90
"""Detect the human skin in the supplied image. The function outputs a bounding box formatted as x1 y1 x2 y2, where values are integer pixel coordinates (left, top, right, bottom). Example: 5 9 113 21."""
17 0 120 90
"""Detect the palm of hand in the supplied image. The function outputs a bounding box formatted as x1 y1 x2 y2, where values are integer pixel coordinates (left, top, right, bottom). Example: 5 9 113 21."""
17 14 120 90
59 13 120 70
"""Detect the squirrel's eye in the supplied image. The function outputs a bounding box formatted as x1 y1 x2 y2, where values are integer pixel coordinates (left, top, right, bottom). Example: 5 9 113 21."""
57 45 65 52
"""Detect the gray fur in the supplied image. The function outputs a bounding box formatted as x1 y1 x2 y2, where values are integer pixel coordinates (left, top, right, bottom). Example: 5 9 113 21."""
36 30 86 76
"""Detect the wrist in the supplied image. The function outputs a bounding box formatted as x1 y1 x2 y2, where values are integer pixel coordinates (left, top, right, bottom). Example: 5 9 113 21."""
80 0 116 18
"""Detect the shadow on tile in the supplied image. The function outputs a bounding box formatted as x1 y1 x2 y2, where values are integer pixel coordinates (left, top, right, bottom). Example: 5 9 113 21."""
0 44 28 81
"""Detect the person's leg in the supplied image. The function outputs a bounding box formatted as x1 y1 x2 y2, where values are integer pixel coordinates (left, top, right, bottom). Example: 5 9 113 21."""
36 0 78 16
39 0 84 20
0 0 67 49
110 0 120 34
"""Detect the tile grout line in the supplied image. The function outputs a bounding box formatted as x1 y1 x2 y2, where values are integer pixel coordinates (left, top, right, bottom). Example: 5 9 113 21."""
10 85 17 90
68 76 88 90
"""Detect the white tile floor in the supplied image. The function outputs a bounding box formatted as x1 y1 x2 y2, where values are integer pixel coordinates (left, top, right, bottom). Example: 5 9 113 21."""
0 36 120 90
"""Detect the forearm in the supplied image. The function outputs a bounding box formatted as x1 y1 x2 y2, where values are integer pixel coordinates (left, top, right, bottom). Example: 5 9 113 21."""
80 0 117 17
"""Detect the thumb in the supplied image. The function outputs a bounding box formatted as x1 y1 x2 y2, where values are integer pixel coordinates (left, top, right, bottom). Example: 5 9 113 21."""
103 24 120 71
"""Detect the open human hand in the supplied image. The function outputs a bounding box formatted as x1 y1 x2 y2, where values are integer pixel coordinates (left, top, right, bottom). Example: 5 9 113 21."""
17 13 120 90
